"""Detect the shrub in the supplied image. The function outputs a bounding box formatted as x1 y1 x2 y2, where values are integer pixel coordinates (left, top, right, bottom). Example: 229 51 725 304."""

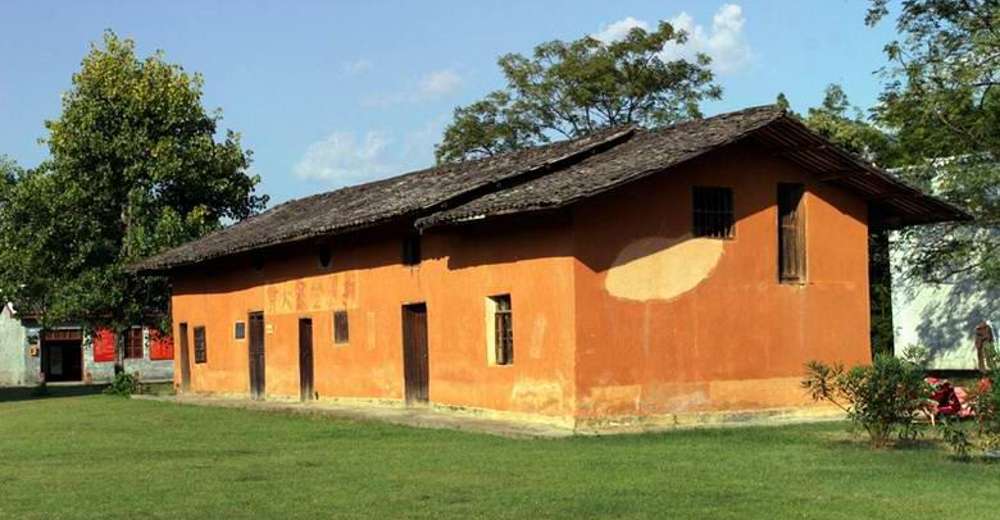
104 372 138 397
966 343 1000 458
802 355 929 447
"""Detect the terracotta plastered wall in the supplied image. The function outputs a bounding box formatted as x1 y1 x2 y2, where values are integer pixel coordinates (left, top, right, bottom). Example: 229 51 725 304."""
170 219 578 418
571 142 872 418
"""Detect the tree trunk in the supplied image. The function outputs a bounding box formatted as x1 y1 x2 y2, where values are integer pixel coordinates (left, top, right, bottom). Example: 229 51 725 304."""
113 326 126 376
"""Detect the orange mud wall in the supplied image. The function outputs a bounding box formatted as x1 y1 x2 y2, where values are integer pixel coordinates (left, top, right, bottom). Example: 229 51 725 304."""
571 142 872 420
170 141 873 424
170 220 578 421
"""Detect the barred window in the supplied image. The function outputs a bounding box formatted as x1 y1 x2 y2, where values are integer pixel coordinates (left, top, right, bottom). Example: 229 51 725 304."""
334 310 349 344
125 327 144 359
194 326 207 364
693 187 735 238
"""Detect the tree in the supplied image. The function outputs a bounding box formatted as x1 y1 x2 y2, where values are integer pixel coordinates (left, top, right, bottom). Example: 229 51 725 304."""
435 22 722 163
865 0 1000 286
0 31 267 372
801 85 899 166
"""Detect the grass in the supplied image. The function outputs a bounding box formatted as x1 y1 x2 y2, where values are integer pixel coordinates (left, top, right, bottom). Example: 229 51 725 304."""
1 392 998 520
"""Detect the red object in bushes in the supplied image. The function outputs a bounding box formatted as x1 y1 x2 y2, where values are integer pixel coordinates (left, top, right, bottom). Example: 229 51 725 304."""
927 377 962 416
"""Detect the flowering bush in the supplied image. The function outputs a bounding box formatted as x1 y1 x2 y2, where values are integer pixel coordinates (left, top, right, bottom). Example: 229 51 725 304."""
802 355 929 447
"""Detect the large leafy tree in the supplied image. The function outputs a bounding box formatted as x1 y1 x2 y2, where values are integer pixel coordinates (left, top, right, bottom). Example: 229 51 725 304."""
0 31 267 369
435 22 722 163
865 0 1000 285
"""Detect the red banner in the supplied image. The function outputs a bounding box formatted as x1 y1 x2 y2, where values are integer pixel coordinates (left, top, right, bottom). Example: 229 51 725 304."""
93 329 116 363
149 328 174 360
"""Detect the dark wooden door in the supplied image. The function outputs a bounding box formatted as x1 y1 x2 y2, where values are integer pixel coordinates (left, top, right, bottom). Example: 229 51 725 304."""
178 323 191 392
248 312 266 400
298 318 314 401
401 303 429 405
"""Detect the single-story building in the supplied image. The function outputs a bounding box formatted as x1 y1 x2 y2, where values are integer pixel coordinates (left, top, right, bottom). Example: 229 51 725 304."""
132 105 967 431
0 303 174 386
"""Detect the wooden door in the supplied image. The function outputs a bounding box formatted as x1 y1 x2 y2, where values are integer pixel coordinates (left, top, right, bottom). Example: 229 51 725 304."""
298 318 314 401
248 312 266 400
178 323 191 392
401 303 429 405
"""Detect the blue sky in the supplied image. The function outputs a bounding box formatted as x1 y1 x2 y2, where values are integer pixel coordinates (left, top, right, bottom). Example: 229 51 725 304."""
0 1 899 205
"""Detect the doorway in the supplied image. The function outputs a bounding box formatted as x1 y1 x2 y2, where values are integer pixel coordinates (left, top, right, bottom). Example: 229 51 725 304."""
178 323 191 392
401 303 429 406
248 312 266 400
40 340 83 382
298 318 314 401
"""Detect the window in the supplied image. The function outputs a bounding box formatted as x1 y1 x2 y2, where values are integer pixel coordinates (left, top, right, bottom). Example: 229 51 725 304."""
402 232 421 266
234 321 246 340
778 183 806 282
334 310 349 344
125 327 144 359
487 295 513 366
194 326 207 364
693 187 735 238
318 245 332 268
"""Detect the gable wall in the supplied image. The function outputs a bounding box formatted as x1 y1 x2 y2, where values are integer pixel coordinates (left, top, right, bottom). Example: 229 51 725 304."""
571 141 872 420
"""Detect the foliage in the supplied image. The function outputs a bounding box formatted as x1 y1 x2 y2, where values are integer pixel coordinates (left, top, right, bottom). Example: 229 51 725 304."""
973 343 1000 439
802 355 930 447
103 372 138 397
939 419 973 460
435 22 721 163
937 343 999 460
800 85 899 166
0 31 267 345
864 0 1000 287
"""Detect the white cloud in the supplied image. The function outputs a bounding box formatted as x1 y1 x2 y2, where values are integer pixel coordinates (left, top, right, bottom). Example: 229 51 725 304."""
416 70 462 97
294 131 393 185
364 69 463 108
592 16 649 43
595 4 753 75
344 59 373 76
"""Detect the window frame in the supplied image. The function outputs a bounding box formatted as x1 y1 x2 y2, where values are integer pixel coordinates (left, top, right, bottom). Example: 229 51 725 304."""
234 321 246 340
193 326 207 364
124 327 144 359
333 310 349 345
692 186 735 239
777 183 807 283
487 295 513 366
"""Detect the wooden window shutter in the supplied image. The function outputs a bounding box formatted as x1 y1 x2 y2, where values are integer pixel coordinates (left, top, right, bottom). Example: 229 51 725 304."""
693 187 735 238
778 183 806 282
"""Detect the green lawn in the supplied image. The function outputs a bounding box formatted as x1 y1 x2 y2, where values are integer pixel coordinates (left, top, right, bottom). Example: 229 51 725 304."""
1 392 997 520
